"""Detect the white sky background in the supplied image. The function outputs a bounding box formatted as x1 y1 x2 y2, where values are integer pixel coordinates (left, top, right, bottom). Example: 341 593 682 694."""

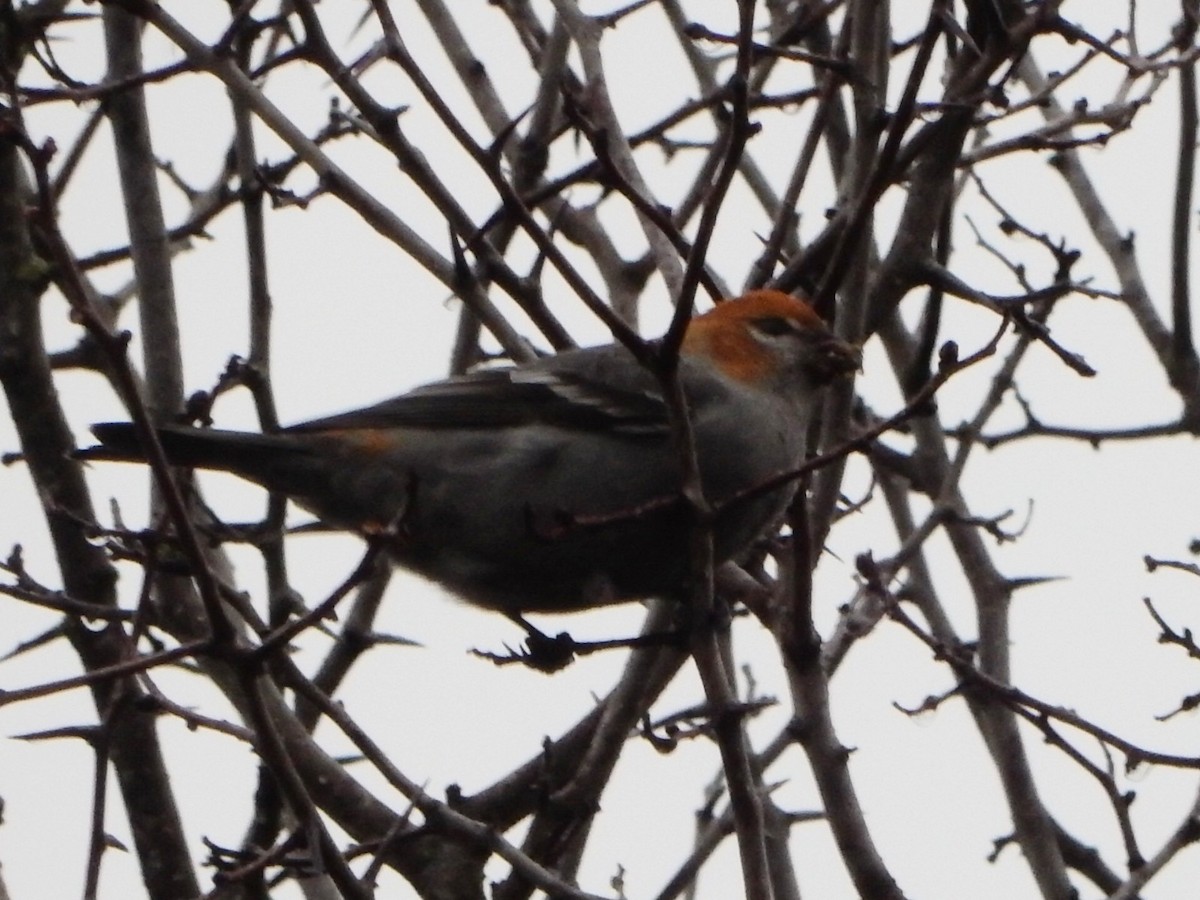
2 1 1200 898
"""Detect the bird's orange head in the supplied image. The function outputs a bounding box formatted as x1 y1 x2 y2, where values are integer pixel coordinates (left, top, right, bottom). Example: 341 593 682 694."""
682 290 860 387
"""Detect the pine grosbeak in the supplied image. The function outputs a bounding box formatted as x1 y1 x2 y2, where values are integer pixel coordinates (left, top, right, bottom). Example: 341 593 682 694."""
90 290 858 613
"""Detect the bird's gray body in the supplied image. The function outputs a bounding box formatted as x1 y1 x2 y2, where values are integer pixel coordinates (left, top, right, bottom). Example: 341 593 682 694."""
91 292 857 612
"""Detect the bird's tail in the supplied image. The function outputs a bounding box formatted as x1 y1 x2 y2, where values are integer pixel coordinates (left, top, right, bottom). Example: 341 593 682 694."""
86 422 303 481
87 423 400 529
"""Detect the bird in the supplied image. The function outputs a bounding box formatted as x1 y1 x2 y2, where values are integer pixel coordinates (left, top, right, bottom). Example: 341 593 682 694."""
89 290 859 615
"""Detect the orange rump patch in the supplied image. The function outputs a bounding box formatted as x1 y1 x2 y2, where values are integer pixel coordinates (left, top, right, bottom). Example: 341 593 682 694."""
337 428 400 457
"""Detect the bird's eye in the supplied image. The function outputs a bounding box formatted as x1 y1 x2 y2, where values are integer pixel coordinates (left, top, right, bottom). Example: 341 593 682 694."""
752 316 796 337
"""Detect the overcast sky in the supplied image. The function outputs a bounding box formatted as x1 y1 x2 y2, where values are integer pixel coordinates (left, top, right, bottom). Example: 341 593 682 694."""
2 3 1199 898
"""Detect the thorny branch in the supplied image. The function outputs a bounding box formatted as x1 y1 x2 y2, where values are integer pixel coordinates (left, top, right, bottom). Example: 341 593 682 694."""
3 4 1200 900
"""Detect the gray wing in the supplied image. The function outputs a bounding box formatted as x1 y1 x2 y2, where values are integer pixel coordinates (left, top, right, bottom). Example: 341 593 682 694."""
285 345 671 435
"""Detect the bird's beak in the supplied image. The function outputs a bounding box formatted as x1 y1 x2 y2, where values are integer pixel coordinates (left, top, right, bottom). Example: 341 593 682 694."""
814 334 862 383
